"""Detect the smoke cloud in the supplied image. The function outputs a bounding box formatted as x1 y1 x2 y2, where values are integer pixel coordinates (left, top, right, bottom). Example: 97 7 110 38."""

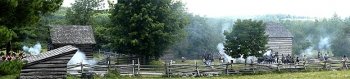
22 42 42 55
217 43 235 63
67 50 97 66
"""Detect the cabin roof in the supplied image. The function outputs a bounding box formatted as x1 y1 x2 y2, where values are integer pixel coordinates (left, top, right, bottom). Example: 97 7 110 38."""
23 45 78 65
265 23 294 38
50 25 96 44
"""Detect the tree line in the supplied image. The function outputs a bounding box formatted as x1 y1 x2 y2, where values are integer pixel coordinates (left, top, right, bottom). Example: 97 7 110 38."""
2 0 350 64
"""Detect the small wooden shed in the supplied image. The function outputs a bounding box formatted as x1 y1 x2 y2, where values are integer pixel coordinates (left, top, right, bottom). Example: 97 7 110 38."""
265 23 294 56
20 45 78 79
49 25 96 59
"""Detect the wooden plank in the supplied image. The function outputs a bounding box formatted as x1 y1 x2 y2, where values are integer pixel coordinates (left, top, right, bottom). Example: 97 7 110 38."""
55 56 73 60
41 60 69 64
21 72 66 76
25 64 67 69
20 75 66 79
21 68 67 72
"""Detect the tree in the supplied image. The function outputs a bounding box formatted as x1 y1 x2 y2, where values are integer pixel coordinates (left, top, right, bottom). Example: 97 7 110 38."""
0 26 15 46
0 0 63 52
66 0 102 25
169 15 225 59
224 19 268 58
331 25 350 56
110 0 189 63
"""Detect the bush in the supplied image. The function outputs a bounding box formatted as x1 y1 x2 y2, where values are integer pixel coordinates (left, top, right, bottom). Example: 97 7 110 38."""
0 59 24 75
105 69 120 78
149 60 164 67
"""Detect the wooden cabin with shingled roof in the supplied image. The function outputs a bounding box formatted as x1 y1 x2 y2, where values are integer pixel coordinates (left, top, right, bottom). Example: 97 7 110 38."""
49 25 96 59
265 23 294 57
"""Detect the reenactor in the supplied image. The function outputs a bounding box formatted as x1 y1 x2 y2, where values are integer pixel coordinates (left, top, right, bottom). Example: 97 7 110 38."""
342 55 348 69
281 54 286 64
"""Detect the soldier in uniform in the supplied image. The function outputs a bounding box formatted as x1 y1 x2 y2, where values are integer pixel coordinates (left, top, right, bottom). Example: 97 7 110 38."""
296 57 300 64
317 51 320 59
342 55 348 69
281 54 286 64
275 52 279 63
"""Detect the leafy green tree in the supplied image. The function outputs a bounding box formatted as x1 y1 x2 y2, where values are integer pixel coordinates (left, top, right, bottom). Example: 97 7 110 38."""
91 13 112 50
110 0 189 63
0 0 63 52
331 25 350 56
66 0 102 25
0 26 15 46
224 19 268 58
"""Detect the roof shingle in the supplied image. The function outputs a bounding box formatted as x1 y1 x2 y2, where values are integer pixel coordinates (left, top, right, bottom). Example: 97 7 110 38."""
265 23 293 38
50 25 96 44
23 45 78 65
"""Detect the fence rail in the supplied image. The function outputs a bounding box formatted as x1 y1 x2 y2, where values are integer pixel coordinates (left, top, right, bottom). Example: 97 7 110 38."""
67 59 350 77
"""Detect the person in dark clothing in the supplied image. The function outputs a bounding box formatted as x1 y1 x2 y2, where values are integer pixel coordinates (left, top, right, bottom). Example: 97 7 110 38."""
281 54 285 64
317 51 320 58
296 57 300 64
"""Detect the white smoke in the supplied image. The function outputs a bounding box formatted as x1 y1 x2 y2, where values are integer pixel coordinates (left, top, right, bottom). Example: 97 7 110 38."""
217 43 235 63
318 37 330 50
263 50 272 56
246 56 257 64
236 54 245 63
67 50 97 75
22 42 42 55
67 50 97 66
302 47 315 57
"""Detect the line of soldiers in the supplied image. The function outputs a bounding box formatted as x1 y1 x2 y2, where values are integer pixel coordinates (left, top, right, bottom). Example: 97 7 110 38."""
281 54 298 64
317 52 330 61
261 52 305 64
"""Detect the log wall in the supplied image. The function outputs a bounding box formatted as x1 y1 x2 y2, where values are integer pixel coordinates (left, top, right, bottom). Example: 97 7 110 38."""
20 50 77 79
266 37 293 56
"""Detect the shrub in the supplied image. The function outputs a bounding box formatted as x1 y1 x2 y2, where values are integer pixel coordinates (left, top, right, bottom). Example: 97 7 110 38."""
0 59 24 75
149 60 164 67
105 69 120 78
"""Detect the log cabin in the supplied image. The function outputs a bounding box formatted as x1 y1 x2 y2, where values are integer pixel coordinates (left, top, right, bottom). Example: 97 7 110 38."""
265 23 294 57
20 45 78 79
49 25 96 59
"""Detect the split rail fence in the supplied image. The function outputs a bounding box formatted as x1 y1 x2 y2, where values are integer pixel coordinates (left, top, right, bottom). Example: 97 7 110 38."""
67 59 350 77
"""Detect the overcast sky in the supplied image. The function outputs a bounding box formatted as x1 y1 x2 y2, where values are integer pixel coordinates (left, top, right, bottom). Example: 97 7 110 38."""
63 0 350 18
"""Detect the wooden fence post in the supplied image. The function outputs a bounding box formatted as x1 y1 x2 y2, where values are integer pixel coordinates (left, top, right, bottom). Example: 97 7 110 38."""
195 60 199 76
323 61 327 70
225 63 228 74
80 61 83 74
132 60 135 76
107 55 110 71
164 62 168 77
303 60 306 70
251 59 256 73
137 58 140 75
